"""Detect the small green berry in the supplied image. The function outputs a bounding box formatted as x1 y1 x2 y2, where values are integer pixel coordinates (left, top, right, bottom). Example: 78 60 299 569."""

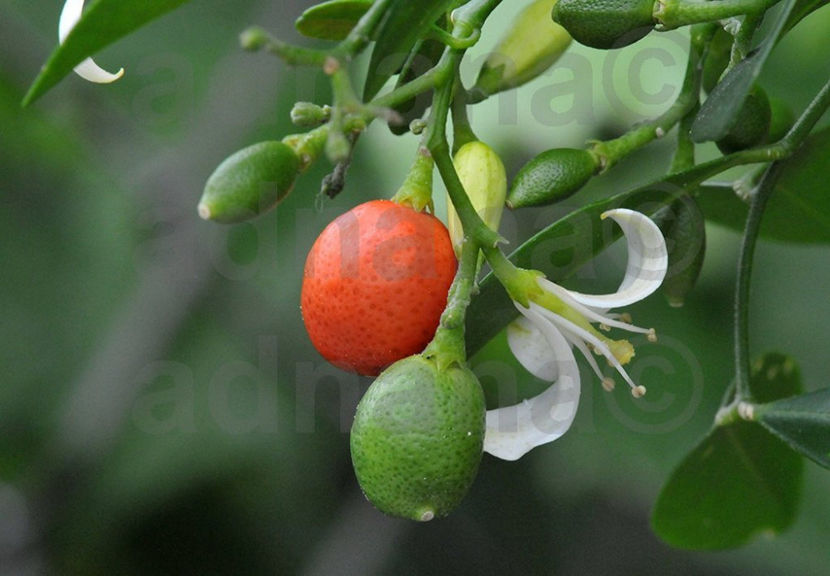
350 355 485 521
552 0 656 49
715 85 771 154
507 148 598 209
198 141 299 223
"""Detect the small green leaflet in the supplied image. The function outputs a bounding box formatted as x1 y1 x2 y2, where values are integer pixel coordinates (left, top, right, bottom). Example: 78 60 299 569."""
690 0 798 143
23 0 193 106
652 353 803 550
295 0 374 41
758 389 830 469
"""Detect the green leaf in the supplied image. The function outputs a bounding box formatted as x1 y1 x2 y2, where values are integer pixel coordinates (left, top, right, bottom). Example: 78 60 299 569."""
758 389 830 469
23 0 192 106
785 0 830 32
652 422 802 549
363 0 454 100
652 353 803 550
295 0 374 41
695 127 830 244
690 0 797 142
748 352 802 402
466 184 682 354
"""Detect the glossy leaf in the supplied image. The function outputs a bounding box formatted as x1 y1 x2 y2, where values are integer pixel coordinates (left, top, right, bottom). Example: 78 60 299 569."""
785 0 830 31
758 388 830 469
363 0 454 100
295 0 373 41
652 422 802 549
690 0 797 142
652 353 803 550
695 127 830 244
24 0 192 106
466 183 683 354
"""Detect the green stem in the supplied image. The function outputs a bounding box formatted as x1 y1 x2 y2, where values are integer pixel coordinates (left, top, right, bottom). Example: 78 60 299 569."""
669 73 830 188
424 239 481 368
240 27 327 66
451 85 477 155
593 24 710 171
655 0 781 30
428 104 502 249
370 64 446 110
733 162 782 400
670 112 697 173
334 0 395 59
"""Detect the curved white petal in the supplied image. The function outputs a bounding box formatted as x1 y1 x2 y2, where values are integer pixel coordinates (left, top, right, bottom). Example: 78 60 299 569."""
507 310 559 382
539 277 652 335
558 209 667 309
59 0 124 84
485 304 581 461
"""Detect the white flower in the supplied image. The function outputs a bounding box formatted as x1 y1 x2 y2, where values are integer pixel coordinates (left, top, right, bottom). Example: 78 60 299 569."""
484 209 668 461
59 0 124 84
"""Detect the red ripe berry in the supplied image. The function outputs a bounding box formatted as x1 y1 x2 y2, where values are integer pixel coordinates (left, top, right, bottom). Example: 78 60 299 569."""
301 200 457 376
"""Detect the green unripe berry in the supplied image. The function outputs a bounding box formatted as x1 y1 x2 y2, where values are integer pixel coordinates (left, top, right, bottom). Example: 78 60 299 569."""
715 85 771 154
290 102 331 127
198 141 299 223
552 0 656 49
350 355 485 521
654 195 706 307
507 148 598 209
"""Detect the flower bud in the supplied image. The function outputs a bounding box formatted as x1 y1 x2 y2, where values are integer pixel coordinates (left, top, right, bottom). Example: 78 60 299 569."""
350 354 485 521
507 148 597 209
448 141 507 256
198 141 299 223
472 0 572 100
552 0 655 49
290 102 330 127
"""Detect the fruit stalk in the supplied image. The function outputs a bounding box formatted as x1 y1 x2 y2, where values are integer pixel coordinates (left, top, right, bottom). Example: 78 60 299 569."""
654 0 781 30
591 23 711 170
423 238 481 370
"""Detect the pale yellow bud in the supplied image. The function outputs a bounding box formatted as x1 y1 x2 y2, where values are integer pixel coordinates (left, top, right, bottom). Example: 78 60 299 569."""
472 0 572 100
449 141 507 257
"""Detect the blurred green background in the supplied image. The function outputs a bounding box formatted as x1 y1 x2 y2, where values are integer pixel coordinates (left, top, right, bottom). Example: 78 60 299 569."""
2 1 829 574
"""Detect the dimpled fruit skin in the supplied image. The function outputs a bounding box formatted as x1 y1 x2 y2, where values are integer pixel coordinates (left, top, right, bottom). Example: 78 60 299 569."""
552 0 655 49
507 147 596 208
301 200 457 376
350 355 485 521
